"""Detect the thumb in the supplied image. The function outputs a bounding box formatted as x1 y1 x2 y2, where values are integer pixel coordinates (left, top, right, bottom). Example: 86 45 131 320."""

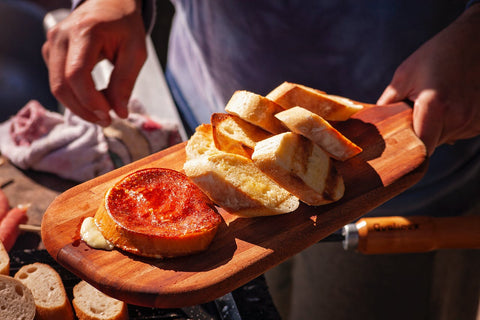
377 84 406 106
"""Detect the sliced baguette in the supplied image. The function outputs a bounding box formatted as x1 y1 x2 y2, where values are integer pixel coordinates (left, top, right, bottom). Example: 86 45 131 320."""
184 152 299 217
266 82 363 121
14 263 74 320
211 113 272 158
0 241 9 275
185 123 218 161
0 275 36 320
275 106 362 161
225 90 287 134
252 132 344 206
72 280 128 320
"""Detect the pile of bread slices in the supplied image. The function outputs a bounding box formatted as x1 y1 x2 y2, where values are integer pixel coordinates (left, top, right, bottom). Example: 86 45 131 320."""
0 242 127 320
184 82 364 217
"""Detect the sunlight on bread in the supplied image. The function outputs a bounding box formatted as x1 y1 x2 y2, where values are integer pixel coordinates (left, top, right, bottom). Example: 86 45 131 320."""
184 82 362 216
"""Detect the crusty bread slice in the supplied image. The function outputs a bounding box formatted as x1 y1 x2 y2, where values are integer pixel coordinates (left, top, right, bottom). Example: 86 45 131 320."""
0 275 36 320
225 90 287 134
266 82 363 121
211 113 272 158
0 241 9 275
14 263 74 320
252 132 345 206
72 280 128 320
184 152 299 217
275 106 362 161
185 123 218 161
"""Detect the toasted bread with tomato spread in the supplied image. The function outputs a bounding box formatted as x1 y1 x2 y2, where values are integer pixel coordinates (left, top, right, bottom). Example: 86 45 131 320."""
94 168 222 258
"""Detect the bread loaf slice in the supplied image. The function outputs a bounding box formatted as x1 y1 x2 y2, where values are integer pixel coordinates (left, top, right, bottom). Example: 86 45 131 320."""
211 113 272 158
275 106 362 161
0 241 9 275
0 275 36 320
225 90 287 134
14 263 74 320
252 132 344 206
266 82 363 121
185 123 218 161
72 280 128 320
184 152 299 217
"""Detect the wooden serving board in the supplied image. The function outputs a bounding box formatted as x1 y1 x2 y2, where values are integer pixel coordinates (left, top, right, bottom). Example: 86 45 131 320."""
42 102 428 308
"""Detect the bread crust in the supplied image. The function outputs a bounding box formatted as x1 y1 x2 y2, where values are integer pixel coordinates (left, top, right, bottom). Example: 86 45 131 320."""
211 113 272 158
267 82 363 121
14 263 74 320
0 241 9 275
72 281 128 320
275 106 362 161
225 90 287 134
184 152 299 217
0 275 36 320
252 132 344 206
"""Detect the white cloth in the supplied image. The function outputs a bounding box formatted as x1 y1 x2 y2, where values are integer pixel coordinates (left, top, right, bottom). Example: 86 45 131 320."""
0 100 113 182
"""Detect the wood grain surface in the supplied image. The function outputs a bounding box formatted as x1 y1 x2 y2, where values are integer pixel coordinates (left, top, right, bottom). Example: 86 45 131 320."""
41 102 428 308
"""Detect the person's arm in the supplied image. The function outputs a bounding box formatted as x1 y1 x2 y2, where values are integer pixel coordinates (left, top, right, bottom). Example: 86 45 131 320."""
42 0 147 126
377 3 480 156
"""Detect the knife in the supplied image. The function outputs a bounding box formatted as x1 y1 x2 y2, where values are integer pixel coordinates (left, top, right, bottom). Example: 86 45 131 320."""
320 215 480 254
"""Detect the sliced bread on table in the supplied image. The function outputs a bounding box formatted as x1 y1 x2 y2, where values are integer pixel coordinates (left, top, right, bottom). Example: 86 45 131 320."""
266 82 363 121
14 262 74 320
0 274 36 320
72 280 128 320
211 113 272 158
225 90 287 134
0 241 9 275
252 132 345 206
275 106 362 161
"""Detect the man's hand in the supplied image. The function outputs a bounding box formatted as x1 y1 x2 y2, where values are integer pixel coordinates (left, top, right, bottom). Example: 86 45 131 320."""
377 4 480 156
42 0 147 126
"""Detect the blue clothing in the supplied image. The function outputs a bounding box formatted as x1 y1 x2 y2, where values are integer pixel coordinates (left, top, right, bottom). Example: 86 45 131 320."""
165 0 480 217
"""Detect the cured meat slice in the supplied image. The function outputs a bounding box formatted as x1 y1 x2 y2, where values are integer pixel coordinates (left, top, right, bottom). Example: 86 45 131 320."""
94 168 222 258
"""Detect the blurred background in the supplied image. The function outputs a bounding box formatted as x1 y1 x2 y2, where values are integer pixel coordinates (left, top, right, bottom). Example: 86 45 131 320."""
0 0 175 122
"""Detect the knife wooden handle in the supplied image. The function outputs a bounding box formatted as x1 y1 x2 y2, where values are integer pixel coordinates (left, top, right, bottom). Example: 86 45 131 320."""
355 215 480 254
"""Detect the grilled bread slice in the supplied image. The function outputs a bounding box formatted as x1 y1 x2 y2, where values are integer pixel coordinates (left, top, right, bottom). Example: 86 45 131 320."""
275 106 362 161
267 82 363 121
184 151 299 217
94 168 222 258
0 275 36 320
252 132 344 206
185 123 218 161
211 113 272 158
72 280 128 320
225 90 287 134
14 263 74 320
